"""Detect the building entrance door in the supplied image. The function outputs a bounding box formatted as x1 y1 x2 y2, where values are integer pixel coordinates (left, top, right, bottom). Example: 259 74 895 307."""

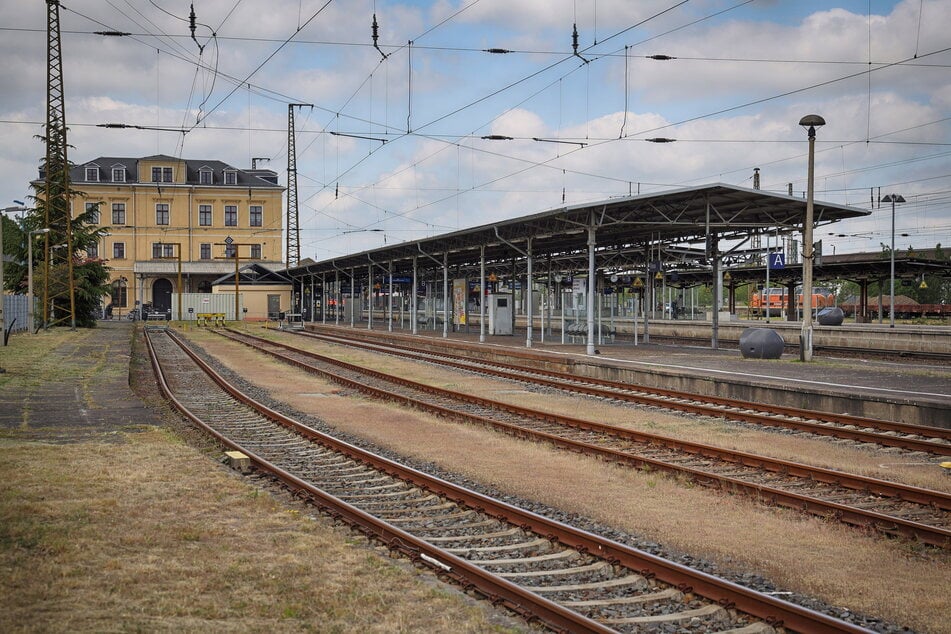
152 278 173 312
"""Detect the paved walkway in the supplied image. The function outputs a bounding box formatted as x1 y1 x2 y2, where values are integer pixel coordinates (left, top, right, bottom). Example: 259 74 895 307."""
0 320 164 443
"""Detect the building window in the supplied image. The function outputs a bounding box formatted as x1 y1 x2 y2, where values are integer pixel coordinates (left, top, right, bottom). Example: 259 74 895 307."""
224 205 237 226
224 170 237 185
111 203 126 225
85 166 99 181
250 244 262 259
199 169 213 184
84 202 100 224
156 203 170 225
87 242 99 258
112 167 125 182
113 242 125 259
200 243 211 260
152 243 174 258
151 166 173 182
199 204 212 226
249 205 263 227
224 244 236 258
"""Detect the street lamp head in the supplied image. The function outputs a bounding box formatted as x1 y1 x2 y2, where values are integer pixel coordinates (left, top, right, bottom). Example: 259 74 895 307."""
31 228 51 235
880 194 905 204
799 114 826 129
799 114 825 140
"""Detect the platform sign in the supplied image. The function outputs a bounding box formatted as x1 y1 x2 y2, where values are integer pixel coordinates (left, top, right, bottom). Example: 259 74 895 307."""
767 253 786 270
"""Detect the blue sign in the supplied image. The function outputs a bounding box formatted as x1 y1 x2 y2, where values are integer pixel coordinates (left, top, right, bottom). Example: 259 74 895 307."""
768 253 786 270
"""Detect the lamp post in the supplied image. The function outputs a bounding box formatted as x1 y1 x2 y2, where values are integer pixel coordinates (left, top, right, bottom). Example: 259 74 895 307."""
116 276 127 319
880 194 905 328
28 228 51 334
155 242 182 320
798 114 825 362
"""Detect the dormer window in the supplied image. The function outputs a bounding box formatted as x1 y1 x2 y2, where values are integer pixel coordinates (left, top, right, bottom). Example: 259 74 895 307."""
151 166 173 183
112 167 126 182
85 166 99 182
199 168 213 185
224 169 237 185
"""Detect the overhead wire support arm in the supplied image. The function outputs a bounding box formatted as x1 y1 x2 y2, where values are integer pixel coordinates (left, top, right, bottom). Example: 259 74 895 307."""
330 131 387 144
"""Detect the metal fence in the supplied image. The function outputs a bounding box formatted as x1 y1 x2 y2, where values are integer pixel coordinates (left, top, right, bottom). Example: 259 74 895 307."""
2 294 30 336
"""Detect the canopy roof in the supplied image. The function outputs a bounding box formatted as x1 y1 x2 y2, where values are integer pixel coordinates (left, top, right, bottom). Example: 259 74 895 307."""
288 183 871 278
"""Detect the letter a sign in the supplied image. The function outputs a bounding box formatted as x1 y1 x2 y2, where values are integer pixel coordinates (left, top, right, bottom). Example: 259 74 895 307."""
768 253 786 270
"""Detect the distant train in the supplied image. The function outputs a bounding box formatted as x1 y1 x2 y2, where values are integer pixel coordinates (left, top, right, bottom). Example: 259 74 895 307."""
749 287 836 318
838 302 951 319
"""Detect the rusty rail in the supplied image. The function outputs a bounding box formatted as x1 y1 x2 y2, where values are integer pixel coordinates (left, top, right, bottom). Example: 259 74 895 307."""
146 328 872 633
219 327 951 547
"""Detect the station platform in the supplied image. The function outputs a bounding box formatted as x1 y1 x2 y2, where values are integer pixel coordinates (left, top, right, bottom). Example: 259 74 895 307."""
304 321 951 430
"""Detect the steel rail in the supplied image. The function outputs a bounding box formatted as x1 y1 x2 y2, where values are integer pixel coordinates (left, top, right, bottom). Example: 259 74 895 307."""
216 328 950 547
147 328 872 634
144 329 617 634
296 326 951 451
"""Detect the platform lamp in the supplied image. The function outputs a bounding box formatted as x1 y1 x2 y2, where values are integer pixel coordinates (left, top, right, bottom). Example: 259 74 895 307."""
798 114 825 362
880 194 905 328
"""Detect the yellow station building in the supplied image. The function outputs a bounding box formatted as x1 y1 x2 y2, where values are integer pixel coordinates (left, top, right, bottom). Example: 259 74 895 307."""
48 154 288 319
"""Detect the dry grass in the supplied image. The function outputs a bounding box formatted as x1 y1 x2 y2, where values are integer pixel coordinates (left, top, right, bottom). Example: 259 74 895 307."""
0 434 515 633
0 328 521 634
200 326 951 633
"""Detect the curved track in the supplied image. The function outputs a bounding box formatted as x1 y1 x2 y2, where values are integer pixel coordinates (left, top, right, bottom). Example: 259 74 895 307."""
145 327 873 633
218 327 951 547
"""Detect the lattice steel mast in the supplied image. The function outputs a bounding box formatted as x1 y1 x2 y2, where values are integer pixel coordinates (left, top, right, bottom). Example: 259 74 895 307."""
285 104 311 267
42 0 76 329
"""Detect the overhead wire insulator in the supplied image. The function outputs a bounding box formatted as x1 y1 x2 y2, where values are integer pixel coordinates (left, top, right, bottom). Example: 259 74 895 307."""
189 4 204 54
647 54 675 60
572 23 589 64
372 13 387 60
484 48 512 54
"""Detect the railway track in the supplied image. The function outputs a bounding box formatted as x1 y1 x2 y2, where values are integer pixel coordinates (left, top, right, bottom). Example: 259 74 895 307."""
292 326 951 456
145 327 874 633
216 327 951 547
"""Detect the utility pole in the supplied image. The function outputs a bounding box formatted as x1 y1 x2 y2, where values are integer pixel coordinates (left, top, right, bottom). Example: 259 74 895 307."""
43 0 76 330
286 104 312 268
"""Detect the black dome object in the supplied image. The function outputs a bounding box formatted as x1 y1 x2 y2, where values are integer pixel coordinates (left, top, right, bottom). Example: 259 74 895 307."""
739 328 784 359
817 307 845 326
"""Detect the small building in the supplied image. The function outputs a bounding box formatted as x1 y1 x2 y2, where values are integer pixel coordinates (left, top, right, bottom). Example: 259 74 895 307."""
211 263 293 321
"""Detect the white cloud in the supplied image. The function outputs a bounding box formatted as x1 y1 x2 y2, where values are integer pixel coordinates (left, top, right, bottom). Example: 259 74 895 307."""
1 0 948 257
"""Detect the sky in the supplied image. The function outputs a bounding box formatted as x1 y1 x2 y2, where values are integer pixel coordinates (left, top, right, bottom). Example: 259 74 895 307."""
1 0 949 262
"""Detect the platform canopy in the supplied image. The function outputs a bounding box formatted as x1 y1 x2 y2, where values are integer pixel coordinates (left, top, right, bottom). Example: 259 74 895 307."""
287 183 870 279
